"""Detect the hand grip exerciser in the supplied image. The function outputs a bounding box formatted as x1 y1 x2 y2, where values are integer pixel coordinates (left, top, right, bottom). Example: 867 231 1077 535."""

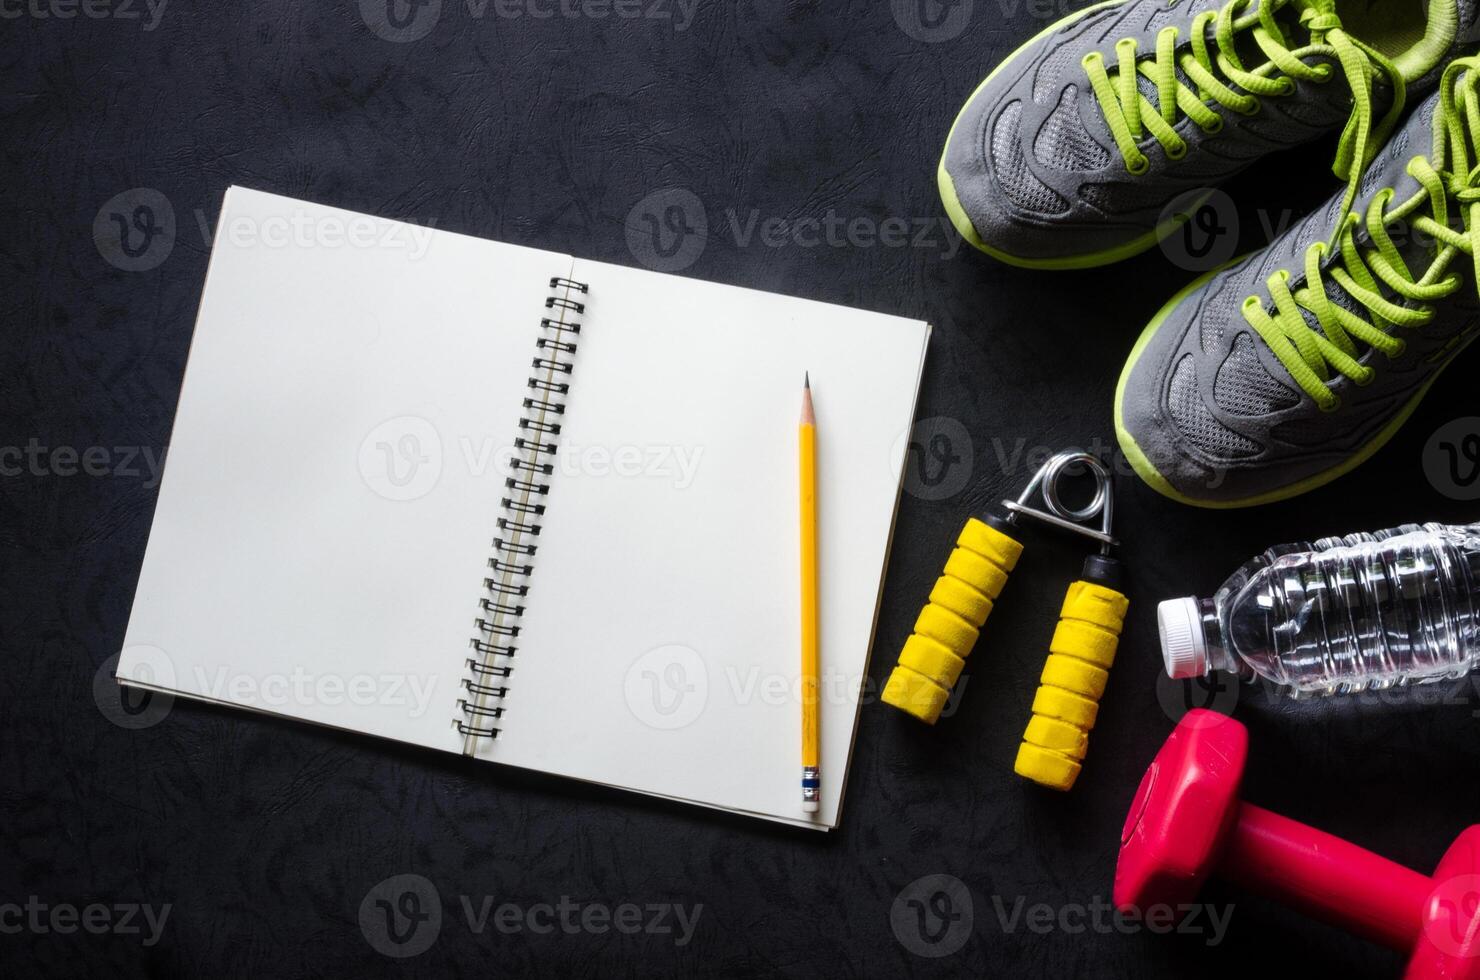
1116 710 1480 978
878 513 1023 723
880 451 1129 792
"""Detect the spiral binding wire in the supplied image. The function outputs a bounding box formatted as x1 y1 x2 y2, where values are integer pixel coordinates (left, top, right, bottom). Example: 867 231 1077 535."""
458 276 588 750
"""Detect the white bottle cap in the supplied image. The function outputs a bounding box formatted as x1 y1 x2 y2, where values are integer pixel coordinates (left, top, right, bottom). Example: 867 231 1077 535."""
1157 597 1209 680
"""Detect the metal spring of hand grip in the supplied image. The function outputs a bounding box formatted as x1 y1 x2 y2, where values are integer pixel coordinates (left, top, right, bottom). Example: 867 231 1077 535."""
1001 450 1116 550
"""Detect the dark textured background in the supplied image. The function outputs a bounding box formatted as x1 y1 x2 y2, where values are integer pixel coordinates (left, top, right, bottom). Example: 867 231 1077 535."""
5 1 1480 976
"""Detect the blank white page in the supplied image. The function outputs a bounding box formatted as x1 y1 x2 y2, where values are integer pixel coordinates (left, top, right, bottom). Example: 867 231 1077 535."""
483 259 929 828
119 187 571 751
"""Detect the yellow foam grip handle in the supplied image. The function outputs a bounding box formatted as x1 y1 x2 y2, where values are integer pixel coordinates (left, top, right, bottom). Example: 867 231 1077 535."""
1013 581 1129 791
881 518 1022 724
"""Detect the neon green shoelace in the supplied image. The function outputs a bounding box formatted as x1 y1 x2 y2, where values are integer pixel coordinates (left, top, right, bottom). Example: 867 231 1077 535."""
1084 0 1403 223
1243 56 1480 411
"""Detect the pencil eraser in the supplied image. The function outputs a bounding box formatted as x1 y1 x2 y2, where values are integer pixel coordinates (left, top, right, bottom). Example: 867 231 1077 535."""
802 801 819 813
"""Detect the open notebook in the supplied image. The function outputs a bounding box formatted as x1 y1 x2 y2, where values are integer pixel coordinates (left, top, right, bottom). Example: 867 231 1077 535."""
118 186 930 830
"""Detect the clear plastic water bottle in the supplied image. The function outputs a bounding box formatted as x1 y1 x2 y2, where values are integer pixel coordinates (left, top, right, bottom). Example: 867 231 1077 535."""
1157 523 1480 697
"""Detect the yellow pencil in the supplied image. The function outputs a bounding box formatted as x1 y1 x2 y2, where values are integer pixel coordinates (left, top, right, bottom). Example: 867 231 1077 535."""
800 372 820 813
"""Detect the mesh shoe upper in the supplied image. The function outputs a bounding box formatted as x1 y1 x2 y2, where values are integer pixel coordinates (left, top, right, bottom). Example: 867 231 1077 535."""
1117 82 1480 504
941 0 1479 265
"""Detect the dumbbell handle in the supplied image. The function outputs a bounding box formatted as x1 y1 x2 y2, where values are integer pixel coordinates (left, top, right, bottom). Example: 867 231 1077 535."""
1221 801 1432 950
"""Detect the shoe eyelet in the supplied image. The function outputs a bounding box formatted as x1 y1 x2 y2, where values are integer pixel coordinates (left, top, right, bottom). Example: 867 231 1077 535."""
1274 78 1296 97
1354 371 1375 388
1081 52 1100 69
1126 156 1150 176
1202 115 1224 135
1389 339 1409 359
1320 396 1342 413
1237 99 1262 117
1165 142 1187 161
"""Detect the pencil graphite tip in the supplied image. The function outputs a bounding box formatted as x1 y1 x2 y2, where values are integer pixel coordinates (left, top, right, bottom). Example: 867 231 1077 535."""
800 375 815 425
804 371 810 389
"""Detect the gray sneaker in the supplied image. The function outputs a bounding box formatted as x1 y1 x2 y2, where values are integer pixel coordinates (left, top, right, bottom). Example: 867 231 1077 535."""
1115 60 1480 507
940 0 1479 269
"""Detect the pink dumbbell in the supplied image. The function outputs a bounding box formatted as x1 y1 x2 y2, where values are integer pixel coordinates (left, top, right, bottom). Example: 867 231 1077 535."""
1114 709 1480 979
